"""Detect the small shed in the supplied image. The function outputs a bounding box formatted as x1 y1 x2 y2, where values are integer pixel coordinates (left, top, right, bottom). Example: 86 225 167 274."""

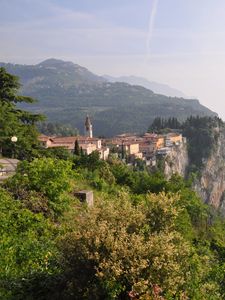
74 190 94 207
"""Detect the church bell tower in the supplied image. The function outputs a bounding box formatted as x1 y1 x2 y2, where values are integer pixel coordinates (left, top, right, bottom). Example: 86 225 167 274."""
85 115 93 138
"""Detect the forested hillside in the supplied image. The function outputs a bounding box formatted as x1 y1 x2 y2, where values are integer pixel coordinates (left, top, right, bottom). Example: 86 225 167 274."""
0 59 216 136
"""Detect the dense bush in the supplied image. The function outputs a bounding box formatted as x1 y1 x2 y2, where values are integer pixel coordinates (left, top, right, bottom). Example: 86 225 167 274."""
0 188 59 299
0 155 224 299
5 158 73 218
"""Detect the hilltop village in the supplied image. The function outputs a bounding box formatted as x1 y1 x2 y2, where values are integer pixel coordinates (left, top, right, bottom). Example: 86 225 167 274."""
39 116 185 166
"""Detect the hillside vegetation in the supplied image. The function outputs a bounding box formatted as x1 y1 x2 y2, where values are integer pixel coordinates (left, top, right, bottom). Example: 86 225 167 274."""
0 59 216 136
1 154 225 299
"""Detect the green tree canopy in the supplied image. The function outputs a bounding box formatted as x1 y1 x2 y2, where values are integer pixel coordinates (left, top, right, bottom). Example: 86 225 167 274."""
0 67 43 159
148 117 181 133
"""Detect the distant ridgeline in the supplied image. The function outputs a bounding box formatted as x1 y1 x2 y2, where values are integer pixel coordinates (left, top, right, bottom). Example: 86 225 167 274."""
0 59 217 137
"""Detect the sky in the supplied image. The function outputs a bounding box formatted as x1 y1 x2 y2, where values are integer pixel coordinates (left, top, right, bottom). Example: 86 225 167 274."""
1 0 225 119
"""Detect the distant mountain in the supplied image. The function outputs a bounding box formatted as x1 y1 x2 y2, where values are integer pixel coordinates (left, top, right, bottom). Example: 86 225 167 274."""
1 58 106 89
0 59 217 136
104 75 187 98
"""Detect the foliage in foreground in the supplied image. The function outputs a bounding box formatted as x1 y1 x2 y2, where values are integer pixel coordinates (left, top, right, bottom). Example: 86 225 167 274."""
0 187 59 300
58 193 196 299
0 156 224 299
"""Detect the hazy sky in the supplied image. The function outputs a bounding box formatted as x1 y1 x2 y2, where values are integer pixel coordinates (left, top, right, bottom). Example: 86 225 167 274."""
1 0 225 119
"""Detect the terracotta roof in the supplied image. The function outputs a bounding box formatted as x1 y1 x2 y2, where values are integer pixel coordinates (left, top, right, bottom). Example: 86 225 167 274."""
77 136 100 142
48 136 100 143
51 136 77 143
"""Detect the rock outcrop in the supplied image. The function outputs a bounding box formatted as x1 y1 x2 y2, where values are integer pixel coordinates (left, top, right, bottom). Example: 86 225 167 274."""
162 126 225 215
193 126 225 214
164 139 189 179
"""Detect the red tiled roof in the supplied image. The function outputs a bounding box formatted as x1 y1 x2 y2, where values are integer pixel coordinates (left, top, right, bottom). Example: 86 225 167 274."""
46 136 100 144
76 136 100 141
51 136 77 143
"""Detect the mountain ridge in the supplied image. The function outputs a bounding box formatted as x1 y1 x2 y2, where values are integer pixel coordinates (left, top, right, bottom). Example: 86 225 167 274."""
103 74 188 98
0 59 217 136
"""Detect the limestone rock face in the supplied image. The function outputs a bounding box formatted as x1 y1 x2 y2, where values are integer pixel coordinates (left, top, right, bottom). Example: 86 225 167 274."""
162 128 225 215
193 127 225 214
164 140 189 179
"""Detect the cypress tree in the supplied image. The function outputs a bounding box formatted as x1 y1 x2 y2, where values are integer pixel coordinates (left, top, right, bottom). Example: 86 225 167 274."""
74 140 80 156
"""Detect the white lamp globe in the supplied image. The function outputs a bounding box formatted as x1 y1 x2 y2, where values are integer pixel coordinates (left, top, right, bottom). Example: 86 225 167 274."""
11 136 18 143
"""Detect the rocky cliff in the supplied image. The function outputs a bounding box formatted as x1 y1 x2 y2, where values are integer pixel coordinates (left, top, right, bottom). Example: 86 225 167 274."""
193 126 225 214
162 125 225 215
164 139 189 179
